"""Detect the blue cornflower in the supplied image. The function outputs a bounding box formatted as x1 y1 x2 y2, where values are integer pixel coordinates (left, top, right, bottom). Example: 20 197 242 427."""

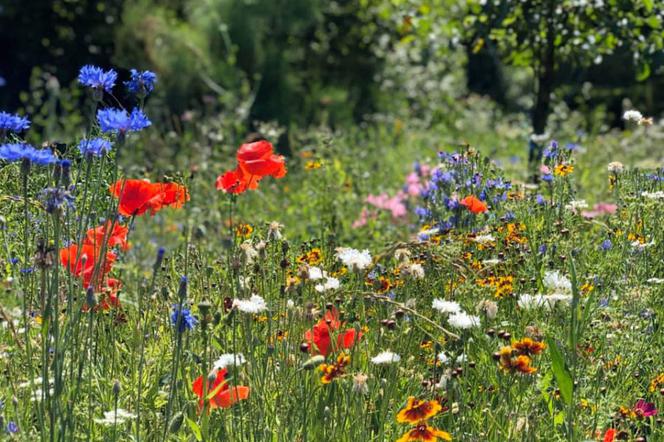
600 239 612 251
535 194 545 205
543 140 559 159
125 69 157 96
6 421 18 434
40 187 75 214
97 108 151 134
0 111 31 132
538 244 547 255
0 76 6 87
0 143 57 165
78 65 117 92
414 206 430 218
170 305 197 333
542 173 553 183
78 138 112 157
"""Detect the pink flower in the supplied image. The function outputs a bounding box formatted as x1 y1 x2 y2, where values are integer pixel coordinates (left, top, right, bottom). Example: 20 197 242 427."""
366 192 407 219
633 399 657 417
581 203 617 219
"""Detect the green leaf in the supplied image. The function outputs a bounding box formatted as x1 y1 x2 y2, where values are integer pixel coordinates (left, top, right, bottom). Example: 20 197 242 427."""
636 62 651 81
546 337 573 407
186 417 203 442
643 0 654 13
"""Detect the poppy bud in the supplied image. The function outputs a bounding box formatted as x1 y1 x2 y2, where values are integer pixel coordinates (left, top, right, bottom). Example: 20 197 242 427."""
395 309 405 319
112 380 121 396
279 259 289 269
486 328 495 337
386 320 396 330
169 412 184 433
299 342 310 353
501 332 511 341
86 287 97 309
301 355 325 370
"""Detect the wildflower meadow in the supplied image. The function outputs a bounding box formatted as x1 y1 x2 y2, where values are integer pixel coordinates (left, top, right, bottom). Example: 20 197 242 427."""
1 2 664 441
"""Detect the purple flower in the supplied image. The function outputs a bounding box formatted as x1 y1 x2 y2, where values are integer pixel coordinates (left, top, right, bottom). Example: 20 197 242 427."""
600 239 612 251
536 194 545 205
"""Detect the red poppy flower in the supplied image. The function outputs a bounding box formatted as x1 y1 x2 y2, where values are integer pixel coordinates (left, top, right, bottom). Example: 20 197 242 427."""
85 221 130 251
459 195 488 214
192 368 250 410
215 167 260 194
215 140 287 194
236 140 287 178
304 307 362 356
158 182 190 208
603 428 616 442
60 243 116 288
110 179 164 216
110 179 189 216
82 278 122 312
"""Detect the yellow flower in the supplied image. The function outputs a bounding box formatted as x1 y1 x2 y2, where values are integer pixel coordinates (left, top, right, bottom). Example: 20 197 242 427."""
297 248 323 266
305 160 322 170
235 223 253 239
554 163 574 177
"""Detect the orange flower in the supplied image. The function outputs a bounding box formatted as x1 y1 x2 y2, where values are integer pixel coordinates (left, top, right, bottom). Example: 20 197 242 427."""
498 346 538 375
512 337 546 356
110 179 188 216
215 140 287 194
85 221 130 251
192 368 250 410
459 195 488 214
396 397 443 424
60 243 116 288
397 423 452 442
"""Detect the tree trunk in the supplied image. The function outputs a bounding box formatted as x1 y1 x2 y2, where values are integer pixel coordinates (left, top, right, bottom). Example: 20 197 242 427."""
529 0 556 173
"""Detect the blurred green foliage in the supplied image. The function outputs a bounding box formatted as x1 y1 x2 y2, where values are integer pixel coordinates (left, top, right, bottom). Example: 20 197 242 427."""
1 0 663 143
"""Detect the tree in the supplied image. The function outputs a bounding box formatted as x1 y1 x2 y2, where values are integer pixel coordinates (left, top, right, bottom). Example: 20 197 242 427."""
464 0 664 171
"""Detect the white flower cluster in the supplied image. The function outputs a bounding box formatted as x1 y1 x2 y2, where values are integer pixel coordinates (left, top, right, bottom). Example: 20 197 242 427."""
308 266 340 292
336 247 372 270
607 161 624 173
94 409 137 426
432 299 479 329
233 294 267 314
371 351 401 365
213 353 246 370
642 191 664 200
